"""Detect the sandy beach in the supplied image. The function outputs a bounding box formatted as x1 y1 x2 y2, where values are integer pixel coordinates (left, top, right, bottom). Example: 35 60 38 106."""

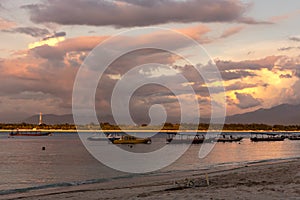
2 158 299 200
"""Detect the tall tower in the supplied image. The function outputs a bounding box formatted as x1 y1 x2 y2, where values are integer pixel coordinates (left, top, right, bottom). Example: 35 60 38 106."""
39 112 43 125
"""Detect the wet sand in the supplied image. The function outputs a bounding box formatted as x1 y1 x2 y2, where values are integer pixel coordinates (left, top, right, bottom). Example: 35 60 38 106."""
2 158 299 200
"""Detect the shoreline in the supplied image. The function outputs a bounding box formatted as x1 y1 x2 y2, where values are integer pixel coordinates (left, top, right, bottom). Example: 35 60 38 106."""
1 129 300 133
2 157 299 200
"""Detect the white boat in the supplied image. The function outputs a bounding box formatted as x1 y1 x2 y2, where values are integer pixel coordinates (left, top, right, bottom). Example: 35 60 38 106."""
87 133 121 142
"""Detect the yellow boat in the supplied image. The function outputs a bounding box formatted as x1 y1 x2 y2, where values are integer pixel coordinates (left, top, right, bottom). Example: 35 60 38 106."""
112 135 151 144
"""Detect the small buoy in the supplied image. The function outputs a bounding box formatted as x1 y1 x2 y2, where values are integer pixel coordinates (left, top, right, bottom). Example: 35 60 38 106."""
42 146 46 150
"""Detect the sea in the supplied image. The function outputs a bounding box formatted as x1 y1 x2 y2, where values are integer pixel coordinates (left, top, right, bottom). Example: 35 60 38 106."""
0 131 299 195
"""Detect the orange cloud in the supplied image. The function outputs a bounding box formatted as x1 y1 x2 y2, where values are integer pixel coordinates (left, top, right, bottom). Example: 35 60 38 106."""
28 36 65 49
0 54 42 77
25 0 251 27
220 26 244 38
57 36 108 52
269 9 300 23
0 17 15 30
176 25 211 42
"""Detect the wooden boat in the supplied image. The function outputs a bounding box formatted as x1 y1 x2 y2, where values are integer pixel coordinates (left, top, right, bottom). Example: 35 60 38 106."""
250 132 285 142
112 135 151 144
216 136 243 142
9 130 51 137
191 135 205 144
287 135 300 140
87 133 121 142
87 135 108 141
166 135 204 144
166 134 243 144
250 137 285 142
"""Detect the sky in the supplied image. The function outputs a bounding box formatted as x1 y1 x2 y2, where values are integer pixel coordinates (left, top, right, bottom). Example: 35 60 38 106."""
0 0 300 123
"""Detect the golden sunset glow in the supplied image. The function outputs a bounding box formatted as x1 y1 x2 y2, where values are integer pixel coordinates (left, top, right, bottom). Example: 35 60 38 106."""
28 37 65 49
1 2 300 199
0 0 299 123
226 67 298 113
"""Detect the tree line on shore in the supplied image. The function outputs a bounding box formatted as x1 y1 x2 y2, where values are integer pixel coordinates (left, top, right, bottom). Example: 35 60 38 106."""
1 122 300 131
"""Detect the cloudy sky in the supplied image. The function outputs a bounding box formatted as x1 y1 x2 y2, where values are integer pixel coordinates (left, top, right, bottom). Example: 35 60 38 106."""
0 0 300 123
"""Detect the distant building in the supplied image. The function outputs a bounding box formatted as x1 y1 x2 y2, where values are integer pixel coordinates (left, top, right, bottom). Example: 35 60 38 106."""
39 112 43 125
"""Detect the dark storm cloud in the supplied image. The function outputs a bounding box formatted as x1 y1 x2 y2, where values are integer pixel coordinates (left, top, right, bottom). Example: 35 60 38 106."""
278 46 300 51
220 70 256 80
274 55 300 72
0 3 5 10
226 82 257 91
176 63 257 84
238 16 272 25
116 0 168 7
3 27 50 37
235 92 261 109
23 0 261 27
220 26 244 38
279 74 292 79
172 63 257 96
215 56 282 71
30 36 107 64
42 31 66 41
289 36 300 42
31 45 64 61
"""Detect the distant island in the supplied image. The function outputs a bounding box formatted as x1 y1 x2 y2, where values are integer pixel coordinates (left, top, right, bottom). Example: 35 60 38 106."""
2 103 300 131
1 122 300 131
17 103 300 127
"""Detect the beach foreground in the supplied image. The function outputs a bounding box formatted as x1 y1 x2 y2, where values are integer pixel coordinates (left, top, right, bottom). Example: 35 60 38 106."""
3 159 300 200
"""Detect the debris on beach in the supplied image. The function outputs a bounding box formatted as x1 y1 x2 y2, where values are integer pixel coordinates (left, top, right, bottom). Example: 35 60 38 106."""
165 176 210 191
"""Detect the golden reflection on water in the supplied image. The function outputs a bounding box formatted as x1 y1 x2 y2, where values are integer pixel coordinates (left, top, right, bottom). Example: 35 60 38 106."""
166 139 299 171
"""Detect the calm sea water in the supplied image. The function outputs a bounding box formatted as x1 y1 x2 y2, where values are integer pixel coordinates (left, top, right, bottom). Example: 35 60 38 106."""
0 132 299 194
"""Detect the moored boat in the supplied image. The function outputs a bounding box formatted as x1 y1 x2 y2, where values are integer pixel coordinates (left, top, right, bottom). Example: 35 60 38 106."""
87 133 121 142
287 135 300 140
166 135 204 144
216 136 243 142
112 135 151 144
250 137 285 142
9 113 52 137
250 132 285 142
9 130 51 137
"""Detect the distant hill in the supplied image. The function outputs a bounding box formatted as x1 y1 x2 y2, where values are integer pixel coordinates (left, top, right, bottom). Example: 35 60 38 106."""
23 114 74 125
225 104 300 125
22 104 300 125
23 114 116 125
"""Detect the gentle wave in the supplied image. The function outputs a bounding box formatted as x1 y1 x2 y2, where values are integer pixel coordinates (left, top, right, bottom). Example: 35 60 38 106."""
0 174 137 195
1 156 299 196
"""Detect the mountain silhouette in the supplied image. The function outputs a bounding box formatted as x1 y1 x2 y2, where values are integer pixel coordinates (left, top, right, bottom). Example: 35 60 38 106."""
225 104 300 125
22 104 300 125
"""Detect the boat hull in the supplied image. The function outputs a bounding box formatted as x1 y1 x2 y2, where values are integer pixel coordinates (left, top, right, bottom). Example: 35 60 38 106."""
288 137 300 140
111 135 151 144
216 137 243 142
112 138 151 144
87 135 121 142
166 138 204 144
9 132 51 136
250 137 285 142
